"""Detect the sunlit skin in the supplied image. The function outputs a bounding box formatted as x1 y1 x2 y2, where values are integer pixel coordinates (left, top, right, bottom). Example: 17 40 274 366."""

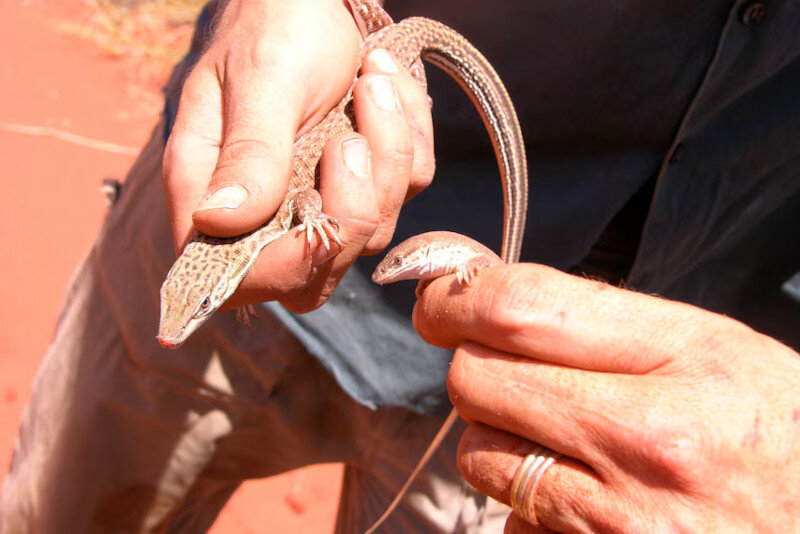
162 0 800 530
159 0 520 347
162 0 436 315
413 264 800 531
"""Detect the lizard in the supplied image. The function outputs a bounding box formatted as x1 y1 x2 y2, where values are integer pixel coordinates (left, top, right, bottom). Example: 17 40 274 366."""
366 231 514 532
372 230 503 297
156 0 528 349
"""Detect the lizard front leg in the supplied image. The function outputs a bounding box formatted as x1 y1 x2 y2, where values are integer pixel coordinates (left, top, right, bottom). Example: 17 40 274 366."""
288 188 343 252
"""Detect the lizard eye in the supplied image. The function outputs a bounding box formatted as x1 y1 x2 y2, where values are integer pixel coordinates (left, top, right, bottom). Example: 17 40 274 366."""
200 296 210 309
392 257 403 267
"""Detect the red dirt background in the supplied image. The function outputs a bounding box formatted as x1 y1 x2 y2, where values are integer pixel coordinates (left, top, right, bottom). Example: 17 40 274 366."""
0 1 341 531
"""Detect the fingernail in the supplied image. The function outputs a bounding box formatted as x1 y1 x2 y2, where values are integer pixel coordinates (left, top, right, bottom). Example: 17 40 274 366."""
312 241 340 267
367 76 398 111
368 49 399 73
342 138 370 179
195 185 248 212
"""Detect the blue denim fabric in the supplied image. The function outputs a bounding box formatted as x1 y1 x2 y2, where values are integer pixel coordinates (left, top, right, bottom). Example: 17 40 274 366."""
165 0 800 415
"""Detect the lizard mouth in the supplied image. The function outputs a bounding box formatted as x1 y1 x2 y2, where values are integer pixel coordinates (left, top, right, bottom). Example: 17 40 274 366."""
157 335 181 349
157 310 211 349
156 319 189 349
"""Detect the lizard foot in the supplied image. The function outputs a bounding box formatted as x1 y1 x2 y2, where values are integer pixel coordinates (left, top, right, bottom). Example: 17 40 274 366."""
297 214 342 252
289 188 343 253
234 304 258 327
415 256 493 298
456 266 479 286
456 255 494 286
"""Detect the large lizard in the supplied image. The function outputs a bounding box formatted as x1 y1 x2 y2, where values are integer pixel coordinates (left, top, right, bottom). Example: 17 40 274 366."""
157 0 527 348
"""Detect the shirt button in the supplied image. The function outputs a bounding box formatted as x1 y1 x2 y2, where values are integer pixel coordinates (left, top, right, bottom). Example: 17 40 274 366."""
740 2 766 26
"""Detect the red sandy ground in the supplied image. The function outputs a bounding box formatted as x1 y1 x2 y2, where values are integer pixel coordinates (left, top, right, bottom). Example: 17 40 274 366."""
0 0 341 531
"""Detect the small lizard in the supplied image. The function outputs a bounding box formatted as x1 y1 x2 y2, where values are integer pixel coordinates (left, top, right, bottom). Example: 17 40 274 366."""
157 0 527 348
372 230 503 295
367 231 509 533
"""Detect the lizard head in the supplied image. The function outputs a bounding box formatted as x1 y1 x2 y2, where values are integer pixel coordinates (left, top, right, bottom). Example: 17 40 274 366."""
371 236 431 285
373 231 497 288
157 241 237 349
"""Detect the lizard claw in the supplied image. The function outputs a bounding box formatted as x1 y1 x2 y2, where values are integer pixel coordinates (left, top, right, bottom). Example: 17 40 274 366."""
234 305 257 327
457 259 490 287
457 266 477 286
291 188 342 254
297 214 342 254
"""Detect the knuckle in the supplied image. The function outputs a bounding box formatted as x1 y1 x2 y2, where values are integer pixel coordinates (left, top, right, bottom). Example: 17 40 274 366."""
226 35 282 73
161 132 195 188
454 429 477 478
276 258 359 314
282 295 327 314
409 149 436 191
282 277 341 314
258 40 309 78
165 129 199 161
689 315 749 360
382 142 415 170
663 312 757 383
454 425 490 483
222 38 309 101
338 212 379 246
631 423 709 493
362 225 396 255
480 265 561 340
216 138 270 170
447 347 478 406
251 37 282 70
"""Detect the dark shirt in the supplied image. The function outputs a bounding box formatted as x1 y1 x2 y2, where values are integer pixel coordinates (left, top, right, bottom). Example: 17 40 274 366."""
168 0 800 415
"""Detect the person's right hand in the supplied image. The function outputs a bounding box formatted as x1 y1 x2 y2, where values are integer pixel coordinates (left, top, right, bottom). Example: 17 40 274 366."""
162 0 436 312
413 264 800 532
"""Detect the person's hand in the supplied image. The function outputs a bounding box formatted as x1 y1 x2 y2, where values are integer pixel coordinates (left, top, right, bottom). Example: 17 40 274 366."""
413 263 800 532
162 0 435 313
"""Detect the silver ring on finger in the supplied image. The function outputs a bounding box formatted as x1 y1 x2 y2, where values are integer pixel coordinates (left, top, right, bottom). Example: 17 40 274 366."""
510 444 561 525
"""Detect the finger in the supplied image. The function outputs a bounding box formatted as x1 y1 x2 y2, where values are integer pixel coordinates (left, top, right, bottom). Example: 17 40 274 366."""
450 342 722 502
223 132 378 311
162 66 223 253
458 424 610 534
414 263 734 374
362 48 435 200
448 342 643 466
352 72 415 254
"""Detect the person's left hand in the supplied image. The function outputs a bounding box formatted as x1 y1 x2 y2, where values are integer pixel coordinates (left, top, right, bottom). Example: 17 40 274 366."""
413 263 800 532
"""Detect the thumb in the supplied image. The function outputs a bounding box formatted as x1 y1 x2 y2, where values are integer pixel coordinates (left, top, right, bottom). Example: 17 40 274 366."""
184 0 361 239
191 70 300 238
